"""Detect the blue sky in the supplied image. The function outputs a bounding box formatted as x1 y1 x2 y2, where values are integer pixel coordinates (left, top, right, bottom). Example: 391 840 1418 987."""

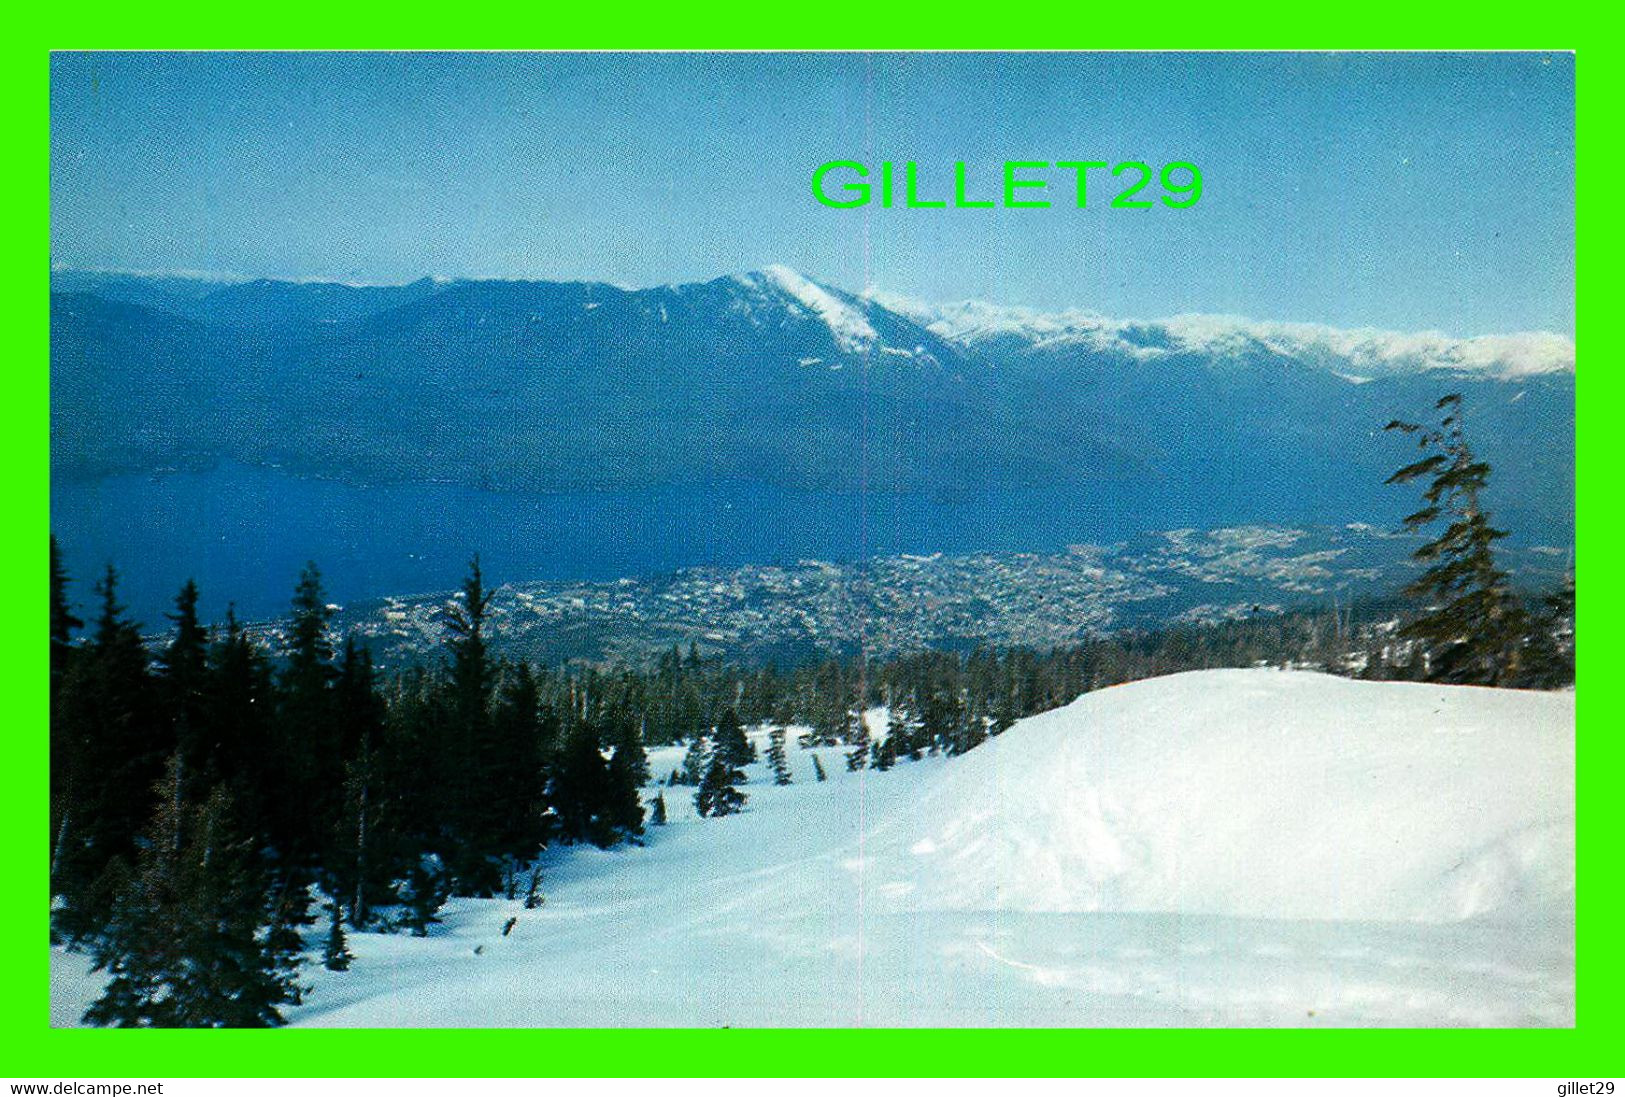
50 52 1574 335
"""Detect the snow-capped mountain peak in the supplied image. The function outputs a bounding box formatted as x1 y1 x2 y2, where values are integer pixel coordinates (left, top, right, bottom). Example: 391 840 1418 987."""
865 290 1114 349
864 288 1575 382
735 265 880 354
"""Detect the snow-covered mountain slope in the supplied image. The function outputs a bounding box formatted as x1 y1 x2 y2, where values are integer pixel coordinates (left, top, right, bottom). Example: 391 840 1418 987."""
865 669 1573 923
733 265 880 354
867 288 1575 381
53 669 1572 1028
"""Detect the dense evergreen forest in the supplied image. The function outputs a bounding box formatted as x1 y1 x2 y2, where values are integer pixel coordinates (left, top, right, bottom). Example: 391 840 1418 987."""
49 474 1574 1026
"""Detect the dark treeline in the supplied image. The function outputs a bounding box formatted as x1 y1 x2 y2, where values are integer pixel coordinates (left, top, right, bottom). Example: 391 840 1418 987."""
49 527 1574 1027
51 548 647 1027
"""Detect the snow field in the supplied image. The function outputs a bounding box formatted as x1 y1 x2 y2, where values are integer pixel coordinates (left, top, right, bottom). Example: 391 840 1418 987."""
872 670 1573 923
51 670 1574 1027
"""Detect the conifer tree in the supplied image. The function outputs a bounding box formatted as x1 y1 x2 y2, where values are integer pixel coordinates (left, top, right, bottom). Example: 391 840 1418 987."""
400 853 450 937
552 721 629 847
608 713 652 787
766 727 793 786
251 565 342 983
870 731 897 771
920 681 970 755
953 716 990 756
443 555 504 893
322 903 353 972
1385 394 1530 685
204 608 276 848
273 564 339 870
50 536 82 657
264 878 313 1007
695 753 747 818
987 687 1019 738
603 721 648 844
157 580 210 802
650 791 668 826
714 707 755 768
886 705 924 763
86 760 295 1027
54 566 165 941
1545 571 1575 669
844 714 871 771
487 661 551 894
675 680 704 743
676 734 710 786
330 638 387 927
1523 573 1576 689
811 753 827 783
370 665 449 912
49 538 84 899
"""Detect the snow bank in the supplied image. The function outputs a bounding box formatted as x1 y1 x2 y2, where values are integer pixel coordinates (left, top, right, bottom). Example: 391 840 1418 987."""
871 669 1573 923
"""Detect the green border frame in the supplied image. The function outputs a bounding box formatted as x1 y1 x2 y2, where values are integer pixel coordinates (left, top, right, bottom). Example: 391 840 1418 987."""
10 14 1609 1078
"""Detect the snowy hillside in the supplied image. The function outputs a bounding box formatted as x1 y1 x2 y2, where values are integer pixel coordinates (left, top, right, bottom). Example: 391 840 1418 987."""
51 669 1574 1027
881 670 1574 922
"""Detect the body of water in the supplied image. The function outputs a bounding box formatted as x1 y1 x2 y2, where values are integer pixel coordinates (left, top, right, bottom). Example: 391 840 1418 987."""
52 462 1180 627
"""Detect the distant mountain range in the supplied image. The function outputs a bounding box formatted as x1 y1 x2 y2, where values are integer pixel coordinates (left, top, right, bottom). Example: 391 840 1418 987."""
50 266 1574 624
866 287 1573 382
